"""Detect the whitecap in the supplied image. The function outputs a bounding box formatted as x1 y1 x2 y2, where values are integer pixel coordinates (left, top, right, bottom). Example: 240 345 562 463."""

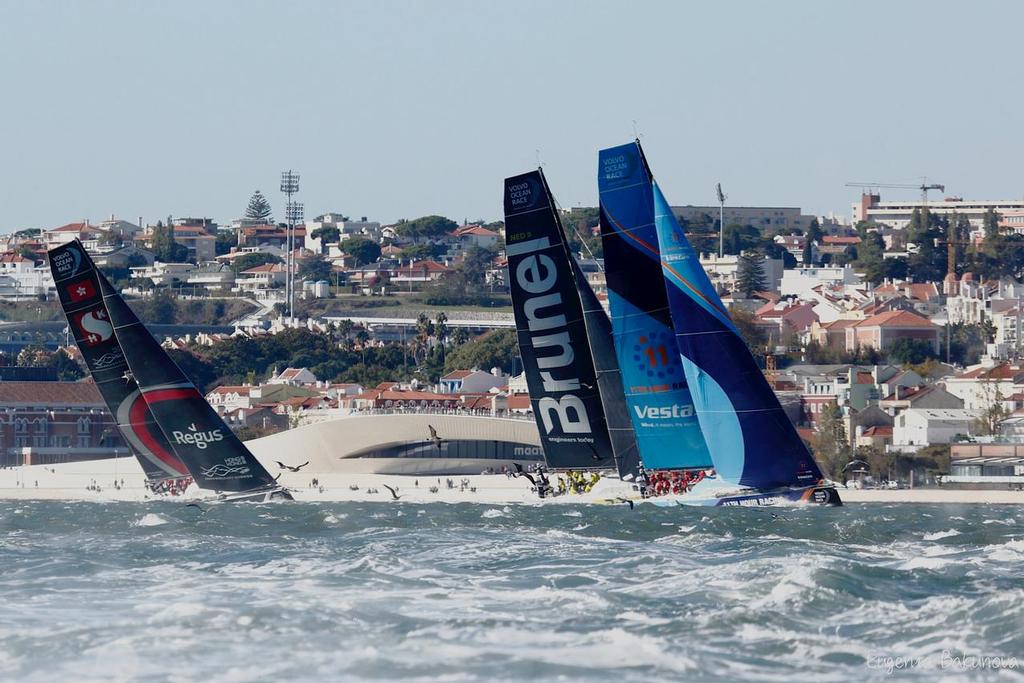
923 529 960 541
562 510 582 518
481 509 505 519
133 513 169 527
900 556 954 570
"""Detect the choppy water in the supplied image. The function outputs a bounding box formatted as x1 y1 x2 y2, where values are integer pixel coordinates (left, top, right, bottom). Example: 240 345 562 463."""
2 502 1024 682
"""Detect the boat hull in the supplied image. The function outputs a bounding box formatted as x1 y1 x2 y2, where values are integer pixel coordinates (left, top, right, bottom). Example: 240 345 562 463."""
650 484 842 508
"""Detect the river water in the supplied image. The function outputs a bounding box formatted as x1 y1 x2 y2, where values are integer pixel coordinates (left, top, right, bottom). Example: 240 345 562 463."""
1 501 1022 682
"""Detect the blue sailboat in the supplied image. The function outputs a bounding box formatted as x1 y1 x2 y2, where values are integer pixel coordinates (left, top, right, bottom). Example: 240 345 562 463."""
597 144 713 472
600 141 841 506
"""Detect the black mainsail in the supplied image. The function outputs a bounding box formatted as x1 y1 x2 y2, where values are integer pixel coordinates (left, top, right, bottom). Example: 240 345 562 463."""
50 240 280 495
47 241 189 481
504 169 632 472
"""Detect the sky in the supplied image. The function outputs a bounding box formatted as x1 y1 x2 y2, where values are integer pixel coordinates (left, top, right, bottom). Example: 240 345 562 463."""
0 0 1021 232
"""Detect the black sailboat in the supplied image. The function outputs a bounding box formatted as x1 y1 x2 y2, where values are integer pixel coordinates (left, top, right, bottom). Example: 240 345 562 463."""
48 242 189 483
48 240 290 502
504 169 638 478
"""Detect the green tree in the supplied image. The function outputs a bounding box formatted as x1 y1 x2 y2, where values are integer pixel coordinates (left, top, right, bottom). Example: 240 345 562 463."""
727 304 767 355
244 190 273 222
230 252 282 274
151 224 190 263
215 230 237 256
905 208 946 282
51 348 84 381
803 219 822 265
461 245 496 286
814 401 850 478
297 254 334 282
343 237 382 266
132 289 177 324
443 329 518 374
736 252 767 297
310 225 341 250
887 338 935 365
722 224 760 255
395 215 458 240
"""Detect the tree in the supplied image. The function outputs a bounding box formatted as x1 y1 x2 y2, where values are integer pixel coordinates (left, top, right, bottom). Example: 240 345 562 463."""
310 226 340 251
722 223 760 255
394 215 458 240
150 223 189 263
814 401 850 478
887 338 935 365
51 348 83 381
727 304 767 354
343 237 381 266
443 329 518 375
132 289 177 324
461 245 496 286
230 252 282 274
244 190 273 223
803 219 822 265
435 312 449 366
297 254 333 283
215 230 237 256
736 252 767 297
971 381 1010 436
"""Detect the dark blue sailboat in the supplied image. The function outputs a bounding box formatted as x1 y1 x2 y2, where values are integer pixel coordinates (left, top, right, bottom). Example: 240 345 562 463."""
599 141 839 506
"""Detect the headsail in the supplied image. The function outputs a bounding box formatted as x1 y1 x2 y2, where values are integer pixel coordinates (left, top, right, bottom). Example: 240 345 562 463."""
504 169 616 471
647 159 825 489
597 143 713 471
47 241 188 481
569 253 641 479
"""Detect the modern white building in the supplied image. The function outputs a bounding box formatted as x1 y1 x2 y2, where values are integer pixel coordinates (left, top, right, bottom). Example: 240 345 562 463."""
780 265 862 300
853 194 1024 232
699 253 784 293
891 408 978 450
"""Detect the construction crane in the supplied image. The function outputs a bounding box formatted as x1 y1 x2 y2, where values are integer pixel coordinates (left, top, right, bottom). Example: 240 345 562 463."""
846 180 945 204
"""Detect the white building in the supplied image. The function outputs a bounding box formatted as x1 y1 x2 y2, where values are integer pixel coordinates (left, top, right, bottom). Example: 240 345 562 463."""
439 369 508 394
0 254 53 299
892 408 978 449
780 265 862 300
854 194 1024 233
129 262 196 286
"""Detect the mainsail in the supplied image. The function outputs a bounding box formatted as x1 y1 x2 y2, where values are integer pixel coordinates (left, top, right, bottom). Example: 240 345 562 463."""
50 240 277 493
646 154 825 490
504 169 617 471
597 143 713 471
47 241 188 481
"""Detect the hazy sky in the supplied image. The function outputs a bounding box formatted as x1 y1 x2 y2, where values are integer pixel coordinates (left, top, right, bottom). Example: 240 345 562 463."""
1 0 1021 232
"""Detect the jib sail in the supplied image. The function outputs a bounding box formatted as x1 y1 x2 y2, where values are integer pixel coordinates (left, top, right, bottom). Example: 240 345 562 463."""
47 240 188 481
597 142 713 471
648 167 825 489
504 169 617 471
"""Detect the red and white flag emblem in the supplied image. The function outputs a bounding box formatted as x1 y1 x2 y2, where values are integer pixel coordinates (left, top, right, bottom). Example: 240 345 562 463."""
66 278 97 303
74 308 113 347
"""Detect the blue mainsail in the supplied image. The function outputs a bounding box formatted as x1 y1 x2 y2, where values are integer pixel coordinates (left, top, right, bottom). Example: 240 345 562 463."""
648 165 824 489
597 143 713 471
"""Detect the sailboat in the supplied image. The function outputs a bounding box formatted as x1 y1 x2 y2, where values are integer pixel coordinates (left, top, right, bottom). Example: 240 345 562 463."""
504 169 640 486
47 240 292 503
599 141 840 506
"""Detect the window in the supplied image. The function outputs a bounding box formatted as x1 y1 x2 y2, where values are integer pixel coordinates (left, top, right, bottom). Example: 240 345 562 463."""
77 417 91 435
77 436 90 448
34 419 46 434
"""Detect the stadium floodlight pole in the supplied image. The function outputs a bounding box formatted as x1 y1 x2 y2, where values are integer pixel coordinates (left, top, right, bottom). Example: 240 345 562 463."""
716 183 727 258
285 201 304 319
280 170 300 319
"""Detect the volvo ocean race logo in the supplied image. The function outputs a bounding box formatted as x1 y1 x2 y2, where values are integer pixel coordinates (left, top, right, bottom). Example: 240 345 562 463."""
601 148 636 182
506 235 593 437
173 422 225 450
52 245 82 277
506 175 542 212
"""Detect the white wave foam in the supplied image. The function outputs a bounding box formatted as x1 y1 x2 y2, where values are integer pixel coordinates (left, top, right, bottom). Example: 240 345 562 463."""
481 507 510 519
132 513 169 527
562 510 582 518
923 528 960 541
900 556 954 570
323 513 347 524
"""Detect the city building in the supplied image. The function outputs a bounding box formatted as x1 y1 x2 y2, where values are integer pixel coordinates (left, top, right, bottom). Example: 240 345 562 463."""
853 193 1024 232
671 205 817 233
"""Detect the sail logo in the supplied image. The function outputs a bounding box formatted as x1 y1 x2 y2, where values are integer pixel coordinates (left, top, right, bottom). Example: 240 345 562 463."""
172 422 225 450
633 404 694 420
507 176 542 211
507 235 593 437
601 151 635 181
74 308 113 347
52 246 82 277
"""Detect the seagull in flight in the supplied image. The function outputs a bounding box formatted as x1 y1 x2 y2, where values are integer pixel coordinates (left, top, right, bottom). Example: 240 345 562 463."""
276 461 309 472
382 484 402 500
512 462 536 487
428 425 445 451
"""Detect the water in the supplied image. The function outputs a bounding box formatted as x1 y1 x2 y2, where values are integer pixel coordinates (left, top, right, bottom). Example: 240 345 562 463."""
2 502 1024 682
